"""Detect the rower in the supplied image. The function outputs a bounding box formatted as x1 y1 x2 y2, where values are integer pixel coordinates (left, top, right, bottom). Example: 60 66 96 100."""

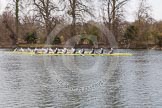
63 48 67 54
81 49 85 54
71 48 76 54
14 48 18 52
34 48 38 54
89 48 95 54
27 48 32 52
49 48 53 52
20 48 24 52
108 48 114 54
54 48 58 54
41 48 46 53
99 48 104 54
46 48 50 54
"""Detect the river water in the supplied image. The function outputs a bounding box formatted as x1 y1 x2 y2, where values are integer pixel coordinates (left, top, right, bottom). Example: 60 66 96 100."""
0 49 162 108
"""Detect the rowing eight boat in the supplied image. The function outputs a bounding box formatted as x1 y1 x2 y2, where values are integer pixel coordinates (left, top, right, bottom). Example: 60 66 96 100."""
11 51 133 56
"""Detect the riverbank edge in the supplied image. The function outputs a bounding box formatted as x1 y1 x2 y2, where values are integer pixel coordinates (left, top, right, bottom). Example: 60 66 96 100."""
0 44 162 50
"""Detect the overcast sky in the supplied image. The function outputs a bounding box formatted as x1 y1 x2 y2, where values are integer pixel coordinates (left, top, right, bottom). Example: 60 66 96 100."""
0 0 162 22
126 0 162 21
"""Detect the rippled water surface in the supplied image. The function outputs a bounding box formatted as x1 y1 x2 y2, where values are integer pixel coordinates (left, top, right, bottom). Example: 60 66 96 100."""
0 49 162 108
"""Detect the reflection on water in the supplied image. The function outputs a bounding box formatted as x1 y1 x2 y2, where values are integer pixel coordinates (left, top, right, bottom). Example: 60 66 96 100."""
0 49 162 107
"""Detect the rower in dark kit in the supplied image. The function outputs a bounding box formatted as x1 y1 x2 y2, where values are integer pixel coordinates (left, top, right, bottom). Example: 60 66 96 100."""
54 48 58 54
108 48 114 54
99 48 104 54
90 48 95 54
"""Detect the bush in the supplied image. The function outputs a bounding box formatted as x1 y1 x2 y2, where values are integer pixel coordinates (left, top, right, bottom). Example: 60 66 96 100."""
25 32 37 44
80 38 93 45
124 25 138 40
53 36 61 44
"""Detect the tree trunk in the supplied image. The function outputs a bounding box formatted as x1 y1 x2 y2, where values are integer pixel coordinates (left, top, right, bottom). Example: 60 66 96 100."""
71 0 76 37
15 0 19 42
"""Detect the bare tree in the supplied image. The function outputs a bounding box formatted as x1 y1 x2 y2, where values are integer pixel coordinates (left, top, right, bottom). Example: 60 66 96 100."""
136 0 152 24
15 0 19 39
101 0 130 40
61 0 93 36
3 0 30 45
2 0 21 45
135 0 153 45
2 10 17 45
33 0 61 42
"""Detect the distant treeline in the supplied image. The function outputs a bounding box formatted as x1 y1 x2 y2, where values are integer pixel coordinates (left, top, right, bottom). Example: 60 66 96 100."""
0 0 162 48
